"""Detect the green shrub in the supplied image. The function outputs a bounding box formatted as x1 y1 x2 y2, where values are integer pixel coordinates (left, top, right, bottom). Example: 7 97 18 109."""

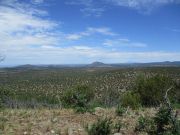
116 105 126 116
120 91 141 109
87 118 112 135
61 85 94 112
135 115 155 134
134 75 175 107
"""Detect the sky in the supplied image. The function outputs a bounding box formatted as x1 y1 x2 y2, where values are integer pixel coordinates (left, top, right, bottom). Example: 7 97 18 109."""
0 0 180 66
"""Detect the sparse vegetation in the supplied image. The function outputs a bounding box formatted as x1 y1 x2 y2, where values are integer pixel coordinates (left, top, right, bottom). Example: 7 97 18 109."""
0 67 180 134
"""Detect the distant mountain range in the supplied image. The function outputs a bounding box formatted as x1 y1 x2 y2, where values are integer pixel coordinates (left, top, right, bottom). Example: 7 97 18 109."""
2 61 180 69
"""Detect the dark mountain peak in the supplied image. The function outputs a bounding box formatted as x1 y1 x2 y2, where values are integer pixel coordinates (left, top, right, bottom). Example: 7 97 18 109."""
91 61 105 65
88 61 111 67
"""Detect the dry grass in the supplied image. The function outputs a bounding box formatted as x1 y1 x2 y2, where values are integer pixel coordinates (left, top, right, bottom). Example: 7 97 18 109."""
0 108 157 135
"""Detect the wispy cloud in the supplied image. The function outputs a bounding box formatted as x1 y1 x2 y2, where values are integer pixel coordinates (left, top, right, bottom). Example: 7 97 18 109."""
169 28 180 33
66 27 116 40
66 0 105 17
80 7 105 17
66 0 93 6
0 0 60 51
66 0 180 16
165 27 180 33
103 38 147 48
106 0 180 14
31 0 44 4
171 29 180 32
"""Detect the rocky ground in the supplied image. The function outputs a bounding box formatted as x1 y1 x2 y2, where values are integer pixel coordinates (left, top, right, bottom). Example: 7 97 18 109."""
0 108 158 135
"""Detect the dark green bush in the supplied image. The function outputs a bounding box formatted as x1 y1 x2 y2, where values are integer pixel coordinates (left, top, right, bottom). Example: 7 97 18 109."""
87 118 112 135
134 75 175 107
120 91 141 109
61 85 94 112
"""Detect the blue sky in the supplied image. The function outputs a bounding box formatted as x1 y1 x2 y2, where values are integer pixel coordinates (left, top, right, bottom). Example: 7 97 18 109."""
0 0 180 65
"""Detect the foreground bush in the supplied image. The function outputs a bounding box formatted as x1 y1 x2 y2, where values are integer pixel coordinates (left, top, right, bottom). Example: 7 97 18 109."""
120 91 141 109
135 107 180 134
134 75 175 107
86 118 112 135
154 106 180 135
135 105 180 135
61 85 94 112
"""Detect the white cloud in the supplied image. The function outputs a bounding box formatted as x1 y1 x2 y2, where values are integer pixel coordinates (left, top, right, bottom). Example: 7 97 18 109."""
66 27 116 40
103 38 147 47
